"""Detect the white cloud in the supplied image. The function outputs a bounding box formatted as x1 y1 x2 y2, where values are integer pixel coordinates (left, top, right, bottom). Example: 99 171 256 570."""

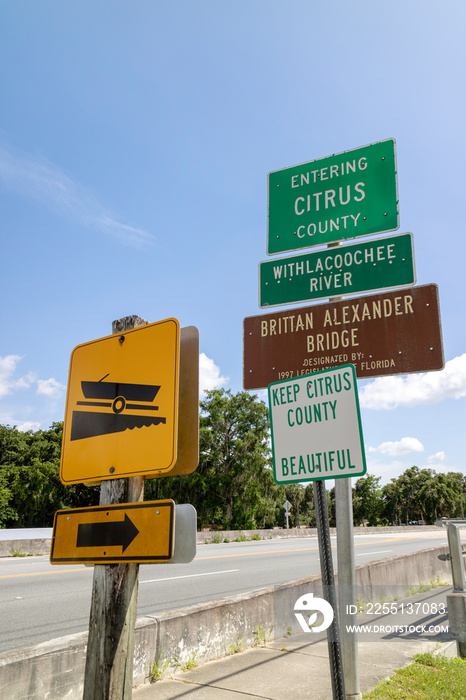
199 353 229 397
359 354 466 410
427 451 446 464
0 355 36 398
367 437 424 456
36 378 66 399
0 142 153 248
17 421 41 433
0 354 65 406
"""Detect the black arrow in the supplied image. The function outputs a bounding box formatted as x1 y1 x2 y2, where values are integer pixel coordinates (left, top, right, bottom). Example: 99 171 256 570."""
76 514 139 553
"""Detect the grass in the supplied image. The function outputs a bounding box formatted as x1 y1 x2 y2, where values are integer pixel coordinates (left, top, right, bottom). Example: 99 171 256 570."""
149 654 169 683
228 638 244 654
173 652 198 672
10 548 34 557
253 623 274 647
355 578 449 613
363 652 466 699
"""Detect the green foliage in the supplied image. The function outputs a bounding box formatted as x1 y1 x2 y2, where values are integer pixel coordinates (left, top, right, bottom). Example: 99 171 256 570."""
0 422 99 528
227 638 244 654
10 548 34 557
0 406 464 532
253 623 267 646
173 652 198 672
145 389 280 530
363 652 466 699
149 654 169 683
353 475 384 526
380 466 464 525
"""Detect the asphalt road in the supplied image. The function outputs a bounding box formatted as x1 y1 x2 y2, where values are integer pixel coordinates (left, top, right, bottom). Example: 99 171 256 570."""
0 531 453 654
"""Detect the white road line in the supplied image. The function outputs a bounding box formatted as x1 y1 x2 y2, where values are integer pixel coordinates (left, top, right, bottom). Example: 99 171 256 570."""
140 569 239 584
357 550 393 556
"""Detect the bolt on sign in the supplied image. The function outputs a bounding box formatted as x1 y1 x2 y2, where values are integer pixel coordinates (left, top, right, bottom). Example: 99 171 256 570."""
259 232 415 308
268 365 366 485
61 318 180 484
244 284 444 390
50 500 175 564
267 139 399 255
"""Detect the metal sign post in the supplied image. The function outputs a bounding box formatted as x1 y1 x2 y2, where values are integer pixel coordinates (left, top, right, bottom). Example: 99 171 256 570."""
246 140 445 700
331 244 362 700
314 478 346 700
268 365 365 700
283 500 292 529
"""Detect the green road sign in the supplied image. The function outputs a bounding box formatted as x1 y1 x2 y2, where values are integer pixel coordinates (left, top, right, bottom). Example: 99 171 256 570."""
267 139 399 254
259 233 415 307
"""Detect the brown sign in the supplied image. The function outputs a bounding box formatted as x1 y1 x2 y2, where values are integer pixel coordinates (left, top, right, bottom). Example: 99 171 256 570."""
243 284 444 390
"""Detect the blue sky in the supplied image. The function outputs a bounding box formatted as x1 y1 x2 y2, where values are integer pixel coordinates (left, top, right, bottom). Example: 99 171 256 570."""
1 1 465 485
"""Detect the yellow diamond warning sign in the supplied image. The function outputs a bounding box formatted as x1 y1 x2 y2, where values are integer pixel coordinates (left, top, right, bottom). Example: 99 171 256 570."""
60 318 180 484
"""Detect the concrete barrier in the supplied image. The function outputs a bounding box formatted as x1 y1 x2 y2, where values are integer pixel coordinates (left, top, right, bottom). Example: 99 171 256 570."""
0 544 451 699
0 524 441 557
0 538 52 558
200 524 440 543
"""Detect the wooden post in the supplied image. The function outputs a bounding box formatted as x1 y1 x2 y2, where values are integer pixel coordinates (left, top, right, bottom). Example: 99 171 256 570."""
83 315 148 700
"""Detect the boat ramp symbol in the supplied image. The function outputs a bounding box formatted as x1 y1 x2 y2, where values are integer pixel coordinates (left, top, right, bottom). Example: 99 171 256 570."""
70 374 166 441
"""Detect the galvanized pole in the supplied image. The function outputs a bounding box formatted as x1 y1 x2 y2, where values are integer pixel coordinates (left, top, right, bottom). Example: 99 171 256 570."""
83 315 147 700
313 479 346 700
335 478 361 700
329 240 362 700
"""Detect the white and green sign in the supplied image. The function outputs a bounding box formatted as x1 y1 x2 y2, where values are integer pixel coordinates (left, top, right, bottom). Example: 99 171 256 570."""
268 364 366 485
259 233 415 308
267 139 399 255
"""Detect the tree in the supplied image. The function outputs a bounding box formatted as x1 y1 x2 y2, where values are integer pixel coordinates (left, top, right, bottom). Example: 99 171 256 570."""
382 467 435 525
282 484 306 528
195 389 272 529
145 389 275 530
353 474 384 526
302 483 315 526
426 472 464 521
0 422 99 528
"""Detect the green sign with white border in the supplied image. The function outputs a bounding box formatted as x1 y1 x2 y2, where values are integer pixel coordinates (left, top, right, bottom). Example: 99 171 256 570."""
267 139 399 255
268 364 366 485
259 232 415 308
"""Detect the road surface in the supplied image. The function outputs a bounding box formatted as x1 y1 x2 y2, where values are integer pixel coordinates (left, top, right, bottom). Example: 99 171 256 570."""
0 530 454 653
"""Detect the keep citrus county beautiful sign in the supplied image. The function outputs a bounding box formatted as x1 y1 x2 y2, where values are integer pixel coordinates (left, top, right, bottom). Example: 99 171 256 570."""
268 365 366 484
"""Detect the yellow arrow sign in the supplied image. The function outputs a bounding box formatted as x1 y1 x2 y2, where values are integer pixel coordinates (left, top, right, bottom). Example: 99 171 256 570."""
50 500 175 564
60 318 180 484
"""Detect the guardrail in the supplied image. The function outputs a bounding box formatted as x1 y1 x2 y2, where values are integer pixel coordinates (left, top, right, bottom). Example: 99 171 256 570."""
436 519 466 657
